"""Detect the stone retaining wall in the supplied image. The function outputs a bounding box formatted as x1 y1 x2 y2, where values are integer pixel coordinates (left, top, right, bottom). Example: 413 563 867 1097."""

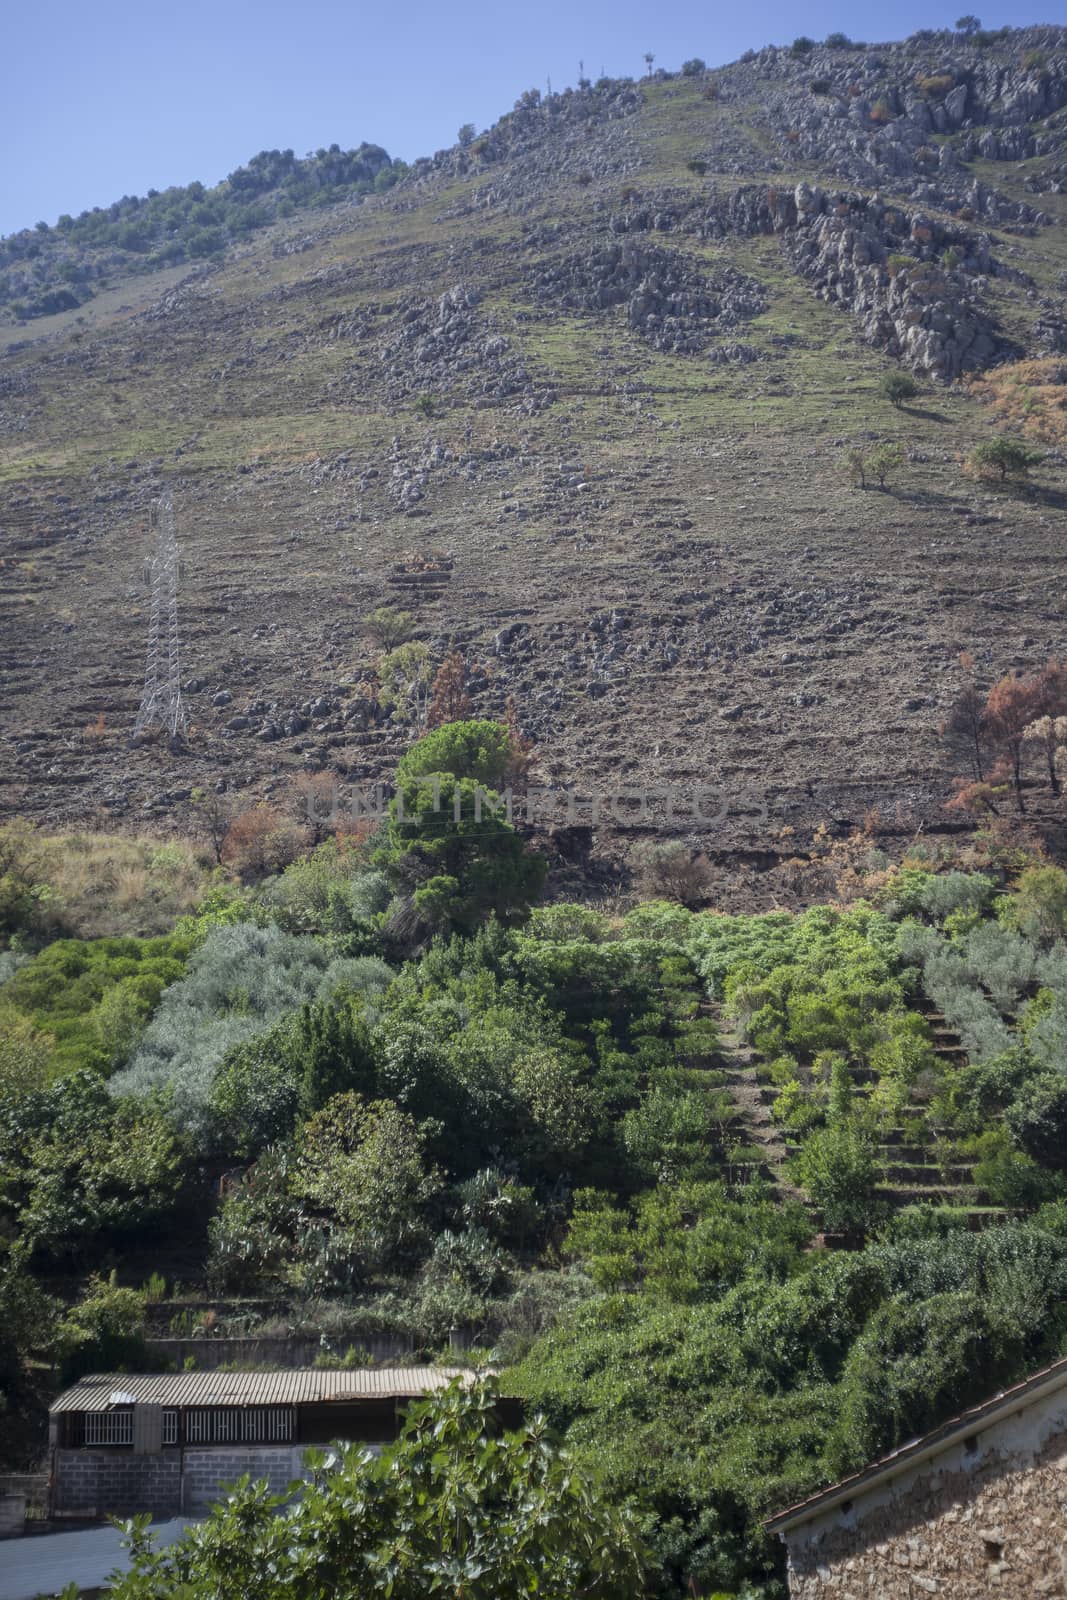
782 1398 1067 1597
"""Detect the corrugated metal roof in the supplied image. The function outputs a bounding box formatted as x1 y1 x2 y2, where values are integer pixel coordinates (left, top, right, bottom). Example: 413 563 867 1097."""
51 1367 483 1414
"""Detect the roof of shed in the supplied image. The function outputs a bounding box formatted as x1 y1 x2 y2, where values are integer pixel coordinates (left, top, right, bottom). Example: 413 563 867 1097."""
51 1366 484 1414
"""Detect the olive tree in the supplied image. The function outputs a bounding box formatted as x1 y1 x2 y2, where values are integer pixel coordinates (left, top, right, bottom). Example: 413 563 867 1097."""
969 436 1042 483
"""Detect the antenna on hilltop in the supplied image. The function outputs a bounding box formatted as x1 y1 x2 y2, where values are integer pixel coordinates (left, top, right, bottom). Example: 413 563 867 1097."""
133 489 187 745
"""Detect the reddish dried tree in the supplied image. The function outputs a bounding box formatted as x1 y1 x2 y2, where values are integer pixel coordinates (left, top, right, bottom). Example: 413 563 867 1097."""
986 674 1043 813
222 804 306 879
1029 659 1067 793
503 694 537 788
427 649 472 728
289 770 339 845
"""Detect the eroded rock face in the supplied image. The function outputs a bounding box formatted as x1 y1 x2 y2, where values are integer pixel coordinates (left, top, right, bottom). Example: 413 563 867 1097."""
784 185 1013 379
679 181 1011 378
529 243 766 354
738 27 1067 214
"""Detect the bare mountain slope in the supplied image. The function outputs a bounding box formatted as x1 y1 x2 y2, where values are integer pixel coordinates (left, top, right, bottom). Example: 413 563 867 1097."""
2 26 1066 892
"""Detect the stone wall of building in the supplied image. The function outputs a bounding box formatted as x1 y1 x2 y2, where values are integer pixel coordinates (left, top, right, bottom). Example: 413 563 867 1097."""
782 1399 1067 1598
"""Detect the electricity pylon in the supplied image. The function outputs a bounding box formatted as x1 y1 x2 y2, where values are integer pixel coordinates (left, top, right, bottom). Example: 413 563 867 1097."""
133 490 187 744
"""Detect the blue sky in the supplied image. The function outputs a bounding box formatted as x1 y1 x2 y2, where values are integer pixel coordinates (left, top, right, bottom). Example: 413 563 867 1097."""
3 0 1055 236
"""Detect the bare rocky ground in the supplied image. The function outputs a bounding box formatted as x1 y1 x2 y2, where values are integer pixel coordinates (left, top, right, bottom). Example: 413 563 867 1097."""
2 28 1067 901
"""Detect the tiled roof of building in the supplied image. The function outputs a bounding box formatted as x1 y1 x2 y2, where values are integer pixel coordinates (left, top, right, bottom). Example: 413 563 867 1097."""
765 1352 1067 1535
51 1366 484 1414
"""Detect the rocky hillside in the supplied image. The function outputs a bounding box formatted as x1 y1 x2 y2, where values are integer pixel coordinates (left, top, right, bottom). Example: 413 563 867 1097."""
2 24 1066 894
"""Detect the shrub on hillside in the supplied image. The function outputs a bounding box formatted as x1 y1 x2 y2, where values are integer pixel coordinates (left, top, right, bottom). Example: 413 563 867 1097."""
969 436 1043 483
635 840 714 907
798 1124 880 1237
58 1272 149 1383
222 804 307 879
880 370 919 407
112 924 391 1144
1001 866 1067 945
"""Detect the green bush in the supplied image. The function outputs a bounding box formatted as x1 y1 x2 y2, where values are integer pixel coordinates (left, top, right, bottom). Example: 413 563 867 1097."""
879 371 919 407
58 1272 148 1383
363 605 414 649
1005 1076 1067 1172
969 436 1043 483
868 443 904 488
108 1382 645 1600
1001 866 1067 945
798 1125 880 1236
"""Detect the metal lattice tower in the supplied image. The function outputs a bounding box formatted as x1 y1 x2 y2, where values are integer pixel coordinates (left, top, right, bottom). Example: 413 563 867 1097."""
133 490 187 743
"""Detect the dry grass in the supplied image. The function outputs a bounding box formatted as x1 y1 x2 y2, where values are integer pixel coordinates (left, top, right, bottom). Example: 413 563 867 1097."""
30 830 212 938
968 359 1067 446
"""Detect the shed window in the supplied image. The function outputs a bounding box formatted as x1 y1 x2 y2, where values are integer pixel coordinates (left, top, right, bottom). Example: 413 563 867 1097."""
83 1411 133 1447
77 1408 179 1447
185 1407 293 1445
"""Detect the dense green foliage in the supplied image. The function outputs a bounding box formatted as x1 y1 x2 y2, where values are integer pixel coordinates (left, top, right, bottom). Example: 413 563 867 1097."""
0 934 190 1076
0 1072 186 1263
394 719 517 789
512 1212 1067 1593
378 772 546 935
101 1383 644 1600
4 760 1067 1594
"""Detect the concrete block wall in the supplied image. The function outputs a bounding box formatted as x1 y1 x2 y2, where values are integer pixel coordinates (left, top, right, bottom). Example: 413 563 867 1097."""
54 1450 182 1516
183 1447 309 1515
53 1447 310 1519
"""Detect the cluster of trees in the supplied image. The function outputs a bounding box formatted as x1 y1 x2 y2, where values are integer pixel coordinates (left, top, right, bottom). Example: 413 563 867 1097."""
1 143 409 318
357 608 491 734
847 371 1042 494
7 700 1067 1593
944 653 1067 813
895 863 1067 1208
